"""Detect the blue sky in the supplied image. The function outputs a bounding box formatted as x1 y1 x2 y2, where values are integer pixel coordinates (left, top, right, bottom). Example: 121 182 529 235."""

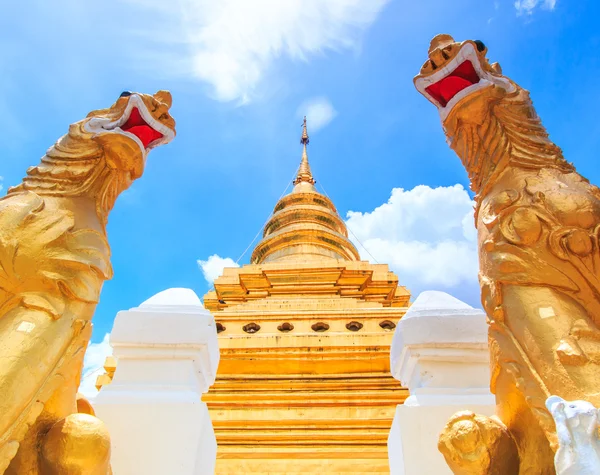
2 1 599 392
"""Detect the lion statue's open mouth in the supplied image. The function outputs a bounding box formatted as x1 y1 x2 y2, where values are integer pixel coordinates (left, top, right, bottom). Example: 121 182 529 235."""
85 91 175 156
414 35 515 122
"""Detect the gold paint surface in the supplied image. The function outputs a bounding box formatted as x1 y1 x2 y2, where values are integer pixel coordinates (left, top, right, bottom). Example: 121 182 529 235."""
95 356 117 391
40 414 111 475
416 34 600 474
0 91 175 474
438 411 519 475
204 126 409 473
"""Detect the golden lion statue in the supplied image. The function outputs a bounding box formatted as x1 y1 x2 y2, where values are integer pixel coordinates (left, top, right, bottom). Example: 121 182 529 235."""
0 91 175 474
415 34 600 474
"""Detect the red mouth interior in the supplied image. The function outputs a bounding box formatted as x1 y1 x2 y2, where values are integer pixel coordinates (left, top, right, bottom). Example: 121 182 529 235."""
425 60 480 108
121 107 163 149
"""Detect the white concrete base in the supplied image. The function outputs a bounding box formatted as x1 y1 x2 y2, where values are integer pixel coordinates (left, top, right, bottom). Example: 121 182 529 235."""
97 392 216 474
94 288 219 475
388 291 495 475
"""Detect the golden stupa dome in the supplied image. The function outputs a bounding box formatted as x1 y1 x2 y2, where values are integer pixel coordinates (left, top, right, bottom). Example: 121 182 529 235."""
250 118 360 264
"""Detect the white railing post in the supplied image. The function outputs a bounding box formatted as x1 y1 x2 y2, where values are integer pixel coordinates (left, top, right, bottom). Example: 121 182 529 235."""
94 288 220 475
387 291 495 475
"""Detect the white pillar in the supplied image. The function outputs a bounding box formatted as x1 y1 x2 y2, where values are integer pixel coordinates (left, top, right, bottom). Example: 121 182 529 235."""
94 288 220 475
387 291 495 475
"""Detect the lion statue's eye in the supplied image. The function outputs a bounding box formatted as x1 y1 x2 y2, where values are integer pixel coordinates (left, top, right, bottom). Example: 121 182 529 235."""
474 40 486 52
119 91 132 98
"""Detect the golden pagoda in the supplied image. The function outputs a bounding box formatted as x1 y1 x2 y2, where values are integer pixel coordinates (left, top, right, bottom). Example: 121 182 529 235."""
203 119 410 474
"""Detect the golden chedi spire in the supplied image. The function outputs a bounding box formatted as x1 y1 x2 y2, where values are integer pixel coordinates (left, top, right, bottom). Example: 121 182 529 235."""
250 118 360 264
294 116 315 186
203 116 410 474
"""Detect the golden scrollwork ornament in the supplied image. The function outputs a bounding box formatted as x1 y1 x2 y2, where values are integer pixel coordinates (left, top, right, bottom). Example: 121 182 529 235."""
0 90 175 474
415 34 600 474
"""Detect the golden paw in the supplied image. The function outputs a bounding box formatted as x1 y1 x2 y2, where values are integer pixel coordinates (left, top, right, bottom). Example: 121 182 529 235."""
438 411 519 475
40 413 111 475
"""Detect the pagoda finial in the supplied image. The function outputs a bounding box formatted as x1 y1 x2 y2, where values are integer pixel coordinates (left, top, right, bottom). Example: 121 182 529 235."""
301 116 309 145
294 116 315 185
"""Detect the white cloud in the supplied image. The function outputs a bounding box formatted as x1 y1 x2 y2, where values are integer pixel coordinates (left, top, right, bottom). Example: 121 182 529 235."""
121 0 390 102
78 333 113 399
345 184 481 304
0 176 4 192
198 254 239 286
514 0 556 15
298 97 337 131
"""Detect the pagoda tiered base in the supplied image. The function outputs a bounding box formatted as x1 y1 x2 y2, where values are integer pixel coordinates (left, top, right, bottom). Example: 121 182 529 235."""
203 261 409 474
